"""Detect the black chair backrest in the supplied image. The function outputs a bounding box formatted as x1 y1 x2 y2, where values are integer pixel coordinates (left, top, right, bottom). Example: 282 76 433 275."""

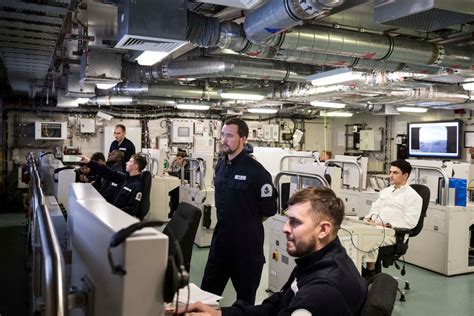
409 184 430 237
136 170 152 220
361 273 397 316
163 202 202 271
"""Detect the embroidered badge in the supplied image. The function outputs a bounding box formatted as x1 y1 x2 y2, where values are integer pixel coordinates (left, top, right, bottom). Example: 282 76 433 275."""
135 192 142 201
261 183 272 197
290 278 298 294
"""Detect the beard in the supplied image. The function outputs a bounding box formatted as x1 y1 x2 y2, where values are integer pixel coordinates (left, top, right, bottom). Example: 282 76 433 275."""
287 235 318 258
221 144 236 155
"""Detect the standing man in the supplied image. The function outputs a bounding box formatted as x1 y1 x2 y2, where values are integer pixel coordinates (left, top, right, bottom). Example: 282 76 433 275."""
183 187 367 315
363 159 422 278
201 118 277 305
109 124 135 170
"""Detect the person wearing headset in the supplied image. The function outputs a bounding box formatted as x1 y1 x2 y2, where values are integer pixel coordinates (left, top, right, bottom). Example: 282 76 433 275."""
180 187 367 315
362 159 422 280
200 118 277 305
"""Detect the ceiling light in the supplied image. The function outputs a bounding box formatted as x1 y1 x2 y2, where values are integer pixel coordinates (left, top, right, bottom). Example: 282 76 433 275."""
310 101 346 108
247 108 278 114
220 91 265 101
397 106 428 113
307 67 364 86
321 111 353 117
176 103 210 111
462 82 474 91
96 83 118 90
136 51 169 66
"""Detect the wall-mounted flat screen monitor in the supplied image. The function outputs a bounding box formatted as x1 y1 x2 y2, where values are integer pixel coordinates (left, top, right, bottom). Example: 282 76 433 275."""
408 120 461 159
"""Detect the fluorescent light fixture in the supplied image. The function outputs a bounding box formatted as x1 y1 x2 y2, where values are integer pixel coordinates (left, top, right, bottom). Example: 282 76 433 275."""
220 91 265 101
462 82 474 91
307 67 364 86
96 111 113 121
136 51 169 66
76 98 89 104
176 103 210 111
247 108 278 114
397 106 428 113
310 101 346 108
96 83 118 90
321 111 353 117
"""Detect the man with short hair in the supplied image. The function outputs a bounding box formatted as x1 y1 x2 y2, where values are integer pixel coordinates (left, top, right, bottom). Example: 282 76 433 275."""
81 153 147 218
184 187 368 315
109 124 136 170
201 118 277 305
363 159 422 275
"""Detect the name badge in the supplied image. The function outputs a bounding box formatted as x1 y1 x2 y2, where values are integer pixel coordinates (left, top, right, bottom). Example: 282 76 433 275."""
123 186 132 192
234 175 246 180
119 147 126 151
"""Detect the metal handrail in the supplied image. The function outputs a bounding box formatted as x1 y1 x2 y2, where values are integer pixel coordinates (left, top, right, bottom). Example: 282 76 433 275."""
324 159 364 192
27 152 67 316
183 157 205 190
410 164 449 206
274 170 330 213
279 154 317 171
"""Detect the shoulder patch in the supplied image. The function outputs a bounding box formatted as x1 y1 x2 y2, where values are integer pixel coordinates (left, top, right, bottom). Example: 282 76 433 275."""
261 183 272 198
135 192 142 201
291 309 312 316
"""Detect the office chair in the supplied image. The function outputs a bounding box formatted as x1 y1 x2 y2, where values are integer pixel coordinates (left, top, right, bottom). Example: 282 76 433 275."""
361 273 398 316
375 184 430 301
136 170 152 220
163 202 202 272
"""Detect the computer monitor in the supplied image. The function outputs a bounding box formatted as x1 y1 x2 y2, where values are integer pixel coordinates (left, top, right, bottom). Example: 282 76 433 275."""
408 120 461 159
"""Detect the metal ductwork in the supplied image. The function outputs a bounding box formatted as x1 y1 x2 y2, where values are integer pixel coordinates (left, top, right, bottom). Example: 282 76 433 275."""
243 0 345 43
161 57 316 82
90 96 178 107
278 25 474 69
112 83 221 100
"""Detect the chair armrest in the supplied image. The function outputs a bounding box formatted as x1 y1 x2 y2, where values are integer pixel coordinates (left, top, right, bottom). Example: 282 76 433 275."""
392 227 411 256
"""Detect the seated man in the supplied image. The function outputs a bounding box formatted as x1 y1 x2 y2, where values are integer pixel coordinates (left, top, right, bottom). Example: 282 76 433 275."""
76 152 105 184
363 159 422 277
167 151 190 180
81 154 147 218
98 150 125 203
182 187 368 315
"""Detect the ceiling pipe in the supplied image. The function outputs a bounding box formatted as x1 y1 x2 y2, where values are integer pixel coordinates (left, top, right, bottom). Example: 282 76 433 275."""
161 57 316 82
243 0 345 44
112 83 221 100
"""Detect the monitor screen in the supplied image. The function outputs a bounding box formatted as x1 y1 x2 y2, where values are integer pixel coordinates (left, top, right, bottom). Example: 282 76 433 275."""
178 126 190 137
408 120 461 159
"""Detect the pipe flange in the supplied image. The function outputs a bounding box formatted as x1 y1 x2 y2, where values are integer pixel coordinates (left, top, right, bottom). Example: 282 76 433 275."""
161 64 170 79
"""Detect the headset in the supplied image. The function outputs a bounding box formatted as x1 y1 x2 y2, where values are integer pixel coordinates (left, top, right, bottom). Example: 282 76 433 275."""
107 220 189 305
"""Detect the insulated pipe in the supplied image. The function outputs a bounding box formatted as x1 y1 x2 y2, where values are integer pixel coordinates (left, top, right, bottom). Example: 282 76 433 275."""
243 0 345 43
280 25 474 69
161 57 316 82
113 83 221 100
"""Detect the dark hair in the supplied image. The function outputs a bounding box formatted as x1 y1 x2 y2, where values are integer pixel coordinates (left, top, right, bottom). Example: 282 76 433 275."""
176 151 187 158
108 149 124 161
132 154 147 172
224 118 249 138
288 187 345 233
390 159 412 175
91 152 106 162
115 124 126 133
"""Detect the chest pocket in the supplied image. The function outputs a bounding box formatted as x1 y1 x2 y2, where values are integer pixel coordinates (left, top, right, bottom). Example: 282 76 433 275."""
227 178 250 191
